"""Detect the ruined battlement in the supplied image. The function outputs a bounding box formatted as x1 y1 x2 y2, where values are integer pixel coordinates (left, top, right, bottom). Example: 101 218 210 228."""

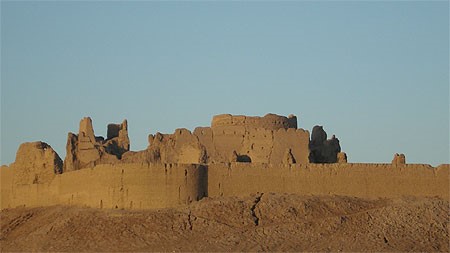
94 113 323 166
1 113 448 210
211 113 297 130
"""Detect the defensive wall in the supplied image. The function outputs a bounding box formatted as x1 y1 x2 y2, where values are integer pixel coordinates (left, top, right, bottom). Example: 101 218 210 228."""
1 163 207 210
1 113 448 210
207 163 449 199
1 162 448 210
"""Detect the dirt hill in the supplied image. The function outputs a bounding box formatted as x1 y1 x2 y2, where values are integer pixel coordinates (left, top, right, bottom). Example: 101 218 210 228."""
1 193 448 252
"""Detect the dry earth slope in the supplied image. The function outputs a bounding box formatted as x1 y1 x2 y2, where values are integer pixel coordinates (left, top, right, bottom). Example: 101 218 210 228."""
1 193 448 252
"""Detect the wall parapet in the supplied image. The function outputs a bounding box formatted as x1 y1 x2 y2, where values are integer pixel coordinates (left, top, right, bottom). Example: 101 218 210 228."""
211 113 298 130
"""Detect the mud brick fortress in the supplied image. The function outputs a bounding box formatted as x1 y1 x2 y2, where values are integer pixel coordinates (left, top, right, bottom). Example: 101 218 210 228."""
1 114 448 210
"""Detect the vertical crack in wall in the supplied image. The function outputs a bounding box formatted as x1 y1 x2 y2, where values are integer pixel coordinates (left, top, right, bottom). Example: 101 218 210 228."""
187 210 193 230
241 127 247 152
250 192 264 226
119 169 125 209
212 130 217 161
268 130 275 163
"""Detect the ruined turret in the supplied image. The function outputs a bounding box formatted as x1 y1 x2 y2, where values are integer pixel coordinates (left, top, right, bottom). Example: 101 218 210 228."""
337 152 348 163
11 142 62 185
104 120 130 159
309 126 342 163
392 153 406 166
63 117 130 172
194 113 309 164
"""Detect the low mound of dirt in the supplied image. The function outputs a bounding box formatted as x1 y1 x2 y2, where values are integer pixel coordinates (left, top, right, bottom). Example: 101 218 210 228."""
1 193 448 252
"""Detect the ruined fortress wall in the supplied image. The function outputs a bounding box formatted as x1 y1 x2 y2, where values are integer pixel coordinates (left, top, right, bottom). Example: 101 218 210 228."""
193 127 309 164
208 163 449 199
211 114 297 130
2 162 448 210
0 166 13 209
1 163 207 210
193 114 309 164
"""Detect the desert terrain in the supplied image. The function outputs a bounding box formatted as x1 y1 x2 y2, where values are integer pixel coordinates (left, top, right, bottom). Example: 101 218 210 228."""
1 193 448 252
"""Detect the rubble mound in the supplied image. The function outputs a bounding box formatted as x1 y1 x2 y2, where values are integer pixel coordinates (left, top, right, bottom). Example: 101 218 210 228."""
11 142 62 185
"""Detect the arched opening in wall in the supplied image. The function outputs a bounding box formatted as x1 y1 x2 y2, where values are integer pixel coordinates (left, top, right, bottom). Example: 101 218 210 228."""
237 154 252 163
100 200 103 209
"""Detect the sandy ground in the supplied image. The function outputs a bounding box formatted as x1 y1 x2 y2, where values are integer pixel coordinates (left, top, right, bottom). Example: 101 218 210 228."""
1 193 448 252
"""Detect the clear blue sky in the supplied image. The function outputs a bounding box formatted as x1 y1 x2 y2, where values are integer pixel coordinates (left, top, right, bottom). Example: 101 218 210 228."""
1 1 448 166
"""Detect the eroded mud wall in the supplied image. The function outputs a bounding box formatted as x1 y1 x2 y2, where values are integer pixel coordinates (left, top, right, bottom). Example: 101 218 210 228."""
1 163 207 210
208 163 449 199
